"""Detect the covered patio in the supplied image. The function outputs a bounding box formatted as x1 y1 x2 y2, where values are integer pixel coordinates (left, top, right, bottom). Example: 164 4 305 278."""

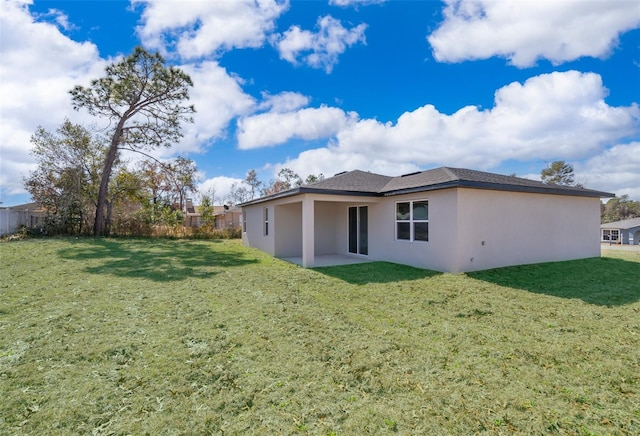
273 196 379 268
280 254 372 268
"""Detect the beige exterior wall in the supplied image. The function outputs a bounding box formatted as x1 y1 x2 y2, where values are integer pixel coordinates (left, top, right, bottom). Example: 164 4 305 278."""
243 203 275 255
364 189 460 272
274 202 302 257
454 188 601 272
314 201 340 255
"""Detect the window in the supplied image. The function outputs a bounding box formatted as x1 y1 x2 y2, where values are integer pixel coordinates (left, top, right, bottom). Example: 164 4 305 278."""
602 229 619 242
242 213 246 233
263 207 269 236
396 200 428 242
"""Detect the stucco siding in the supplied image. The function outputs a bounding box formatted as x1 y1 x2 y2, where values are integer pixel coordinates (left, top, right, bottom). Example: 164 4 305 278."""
314 201 339 255
366 189 460 272
242 204 275 255
455 188 601 272
274 202 302 257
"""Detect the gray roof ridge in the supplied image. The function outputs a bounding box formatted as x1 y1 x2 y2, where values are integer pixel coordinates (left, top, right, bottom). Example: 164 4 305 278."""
441 167 462 180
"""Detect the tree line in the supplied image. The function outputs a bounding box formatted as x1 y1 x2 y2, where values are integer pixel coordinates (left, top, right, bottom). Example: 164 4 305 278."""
24 117 320 237
24 119 199 236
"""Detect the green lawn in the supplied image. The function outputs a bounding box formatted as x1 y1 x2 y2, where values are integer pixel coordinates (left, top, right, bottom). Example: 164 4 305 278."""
1 238 638 435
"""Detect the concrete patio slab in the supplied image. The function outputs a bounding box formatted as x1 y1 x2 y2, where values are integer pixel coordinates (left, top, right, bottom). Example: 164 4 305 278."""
280 254 372 268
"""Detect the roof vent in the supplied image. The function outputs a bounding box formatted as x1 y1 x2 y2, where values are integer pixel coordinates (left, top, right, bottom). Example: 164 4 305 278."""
334 171 348 176
401 171 421 177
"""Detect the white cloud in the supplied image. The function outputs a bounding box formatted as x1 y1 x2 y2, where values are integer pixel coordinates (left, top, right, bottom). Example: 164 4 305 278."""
273 15 367 73
274 147 420 182
578 142 640 199
329 0 386 7
258 91 310 113
134 0 289 59
197 175 244 204
0 0 106 202
274 71 639 194
237 105 358 149
169 61 256 156
428 0 640 67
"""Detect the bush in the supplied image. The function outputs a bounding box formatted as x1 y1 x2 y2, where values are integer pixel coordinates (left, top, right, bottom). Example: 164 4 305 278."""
183 226 242 240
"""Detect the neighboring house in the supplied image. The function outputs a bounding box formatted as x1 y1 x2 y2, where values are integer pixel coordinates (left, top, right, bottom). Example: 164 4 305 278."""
0 203 46 236
213 205 242 229
183 199 242 229
601 218 640 245
240 167 614 273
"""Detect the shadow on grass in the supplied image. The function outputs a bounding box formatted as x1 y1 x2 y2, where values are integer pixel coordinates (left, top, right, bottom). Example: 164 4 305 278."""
469 257 640 306
57 238 257 282
314 261 441 284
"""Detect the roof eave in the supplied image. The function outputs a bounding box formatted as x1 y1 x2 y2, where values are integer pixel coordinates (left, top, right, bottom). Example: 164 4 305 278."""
239 178 615 206
239 187 383 207
384 180 615 198
238 187 303 207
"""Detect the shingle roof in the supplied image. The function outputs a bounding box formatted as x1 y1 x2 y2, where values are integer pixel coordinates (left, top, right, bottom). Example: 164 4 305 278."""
380 167 607 197
601 217 640 229
306 170 392 193
239 167 614 206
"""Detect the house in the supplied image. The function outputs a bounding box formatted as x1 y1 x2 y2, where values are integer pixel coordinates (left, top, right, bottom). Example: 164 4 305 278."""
183 198 242 229
240 167 614 273
212 205 242 229
601 217 640 245
0 203 46 236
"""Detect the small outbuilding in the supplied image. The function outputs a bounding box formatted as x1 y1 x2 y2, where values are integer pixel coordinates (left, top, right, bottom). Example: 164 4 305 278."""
601 217 640 245
240 167 614 272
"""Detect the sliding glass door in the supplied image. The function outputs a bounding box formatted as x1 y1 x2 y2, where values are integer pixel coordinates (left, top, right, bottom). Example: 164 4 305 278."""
348 206 368 255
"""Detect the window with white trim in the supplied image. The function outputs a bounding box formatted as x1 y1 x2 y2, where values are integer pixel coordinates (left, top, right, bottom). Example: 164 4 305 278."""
396 200 428 241
263 207 269 236
242 213 246 233
602 229 619 242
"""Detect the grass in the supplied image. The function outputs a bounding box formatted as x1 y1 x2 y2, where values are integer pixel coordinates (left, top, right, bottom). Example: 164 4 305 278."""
1 238 638 435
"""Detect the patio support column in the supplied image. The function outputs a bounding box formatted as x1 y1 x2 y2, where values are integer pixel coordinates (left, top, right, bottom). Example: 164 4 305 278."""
302 197 315 267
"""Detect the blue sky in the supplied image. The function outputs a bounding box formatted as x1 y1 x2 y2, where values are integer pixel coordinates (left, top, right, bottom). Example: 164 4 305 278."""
1 0 639 206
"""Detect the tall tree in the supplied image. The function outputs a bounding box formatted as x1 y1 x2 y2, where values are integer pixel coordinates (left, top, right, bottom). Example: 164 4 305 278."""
140 160 172 208
228 182 251 205
70 46 195 235
244 169 262 200
304 173 325 184
24 120 104 234
540 161 577 186
261 168 303 196
168 157 198 211
199 191 215 229
278 168 303 188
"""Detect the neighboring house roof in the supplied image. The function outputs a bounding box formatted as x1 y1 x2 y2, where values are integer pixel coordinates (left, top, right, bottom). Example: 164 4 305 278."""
240 167 614 207
601 217 640 229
